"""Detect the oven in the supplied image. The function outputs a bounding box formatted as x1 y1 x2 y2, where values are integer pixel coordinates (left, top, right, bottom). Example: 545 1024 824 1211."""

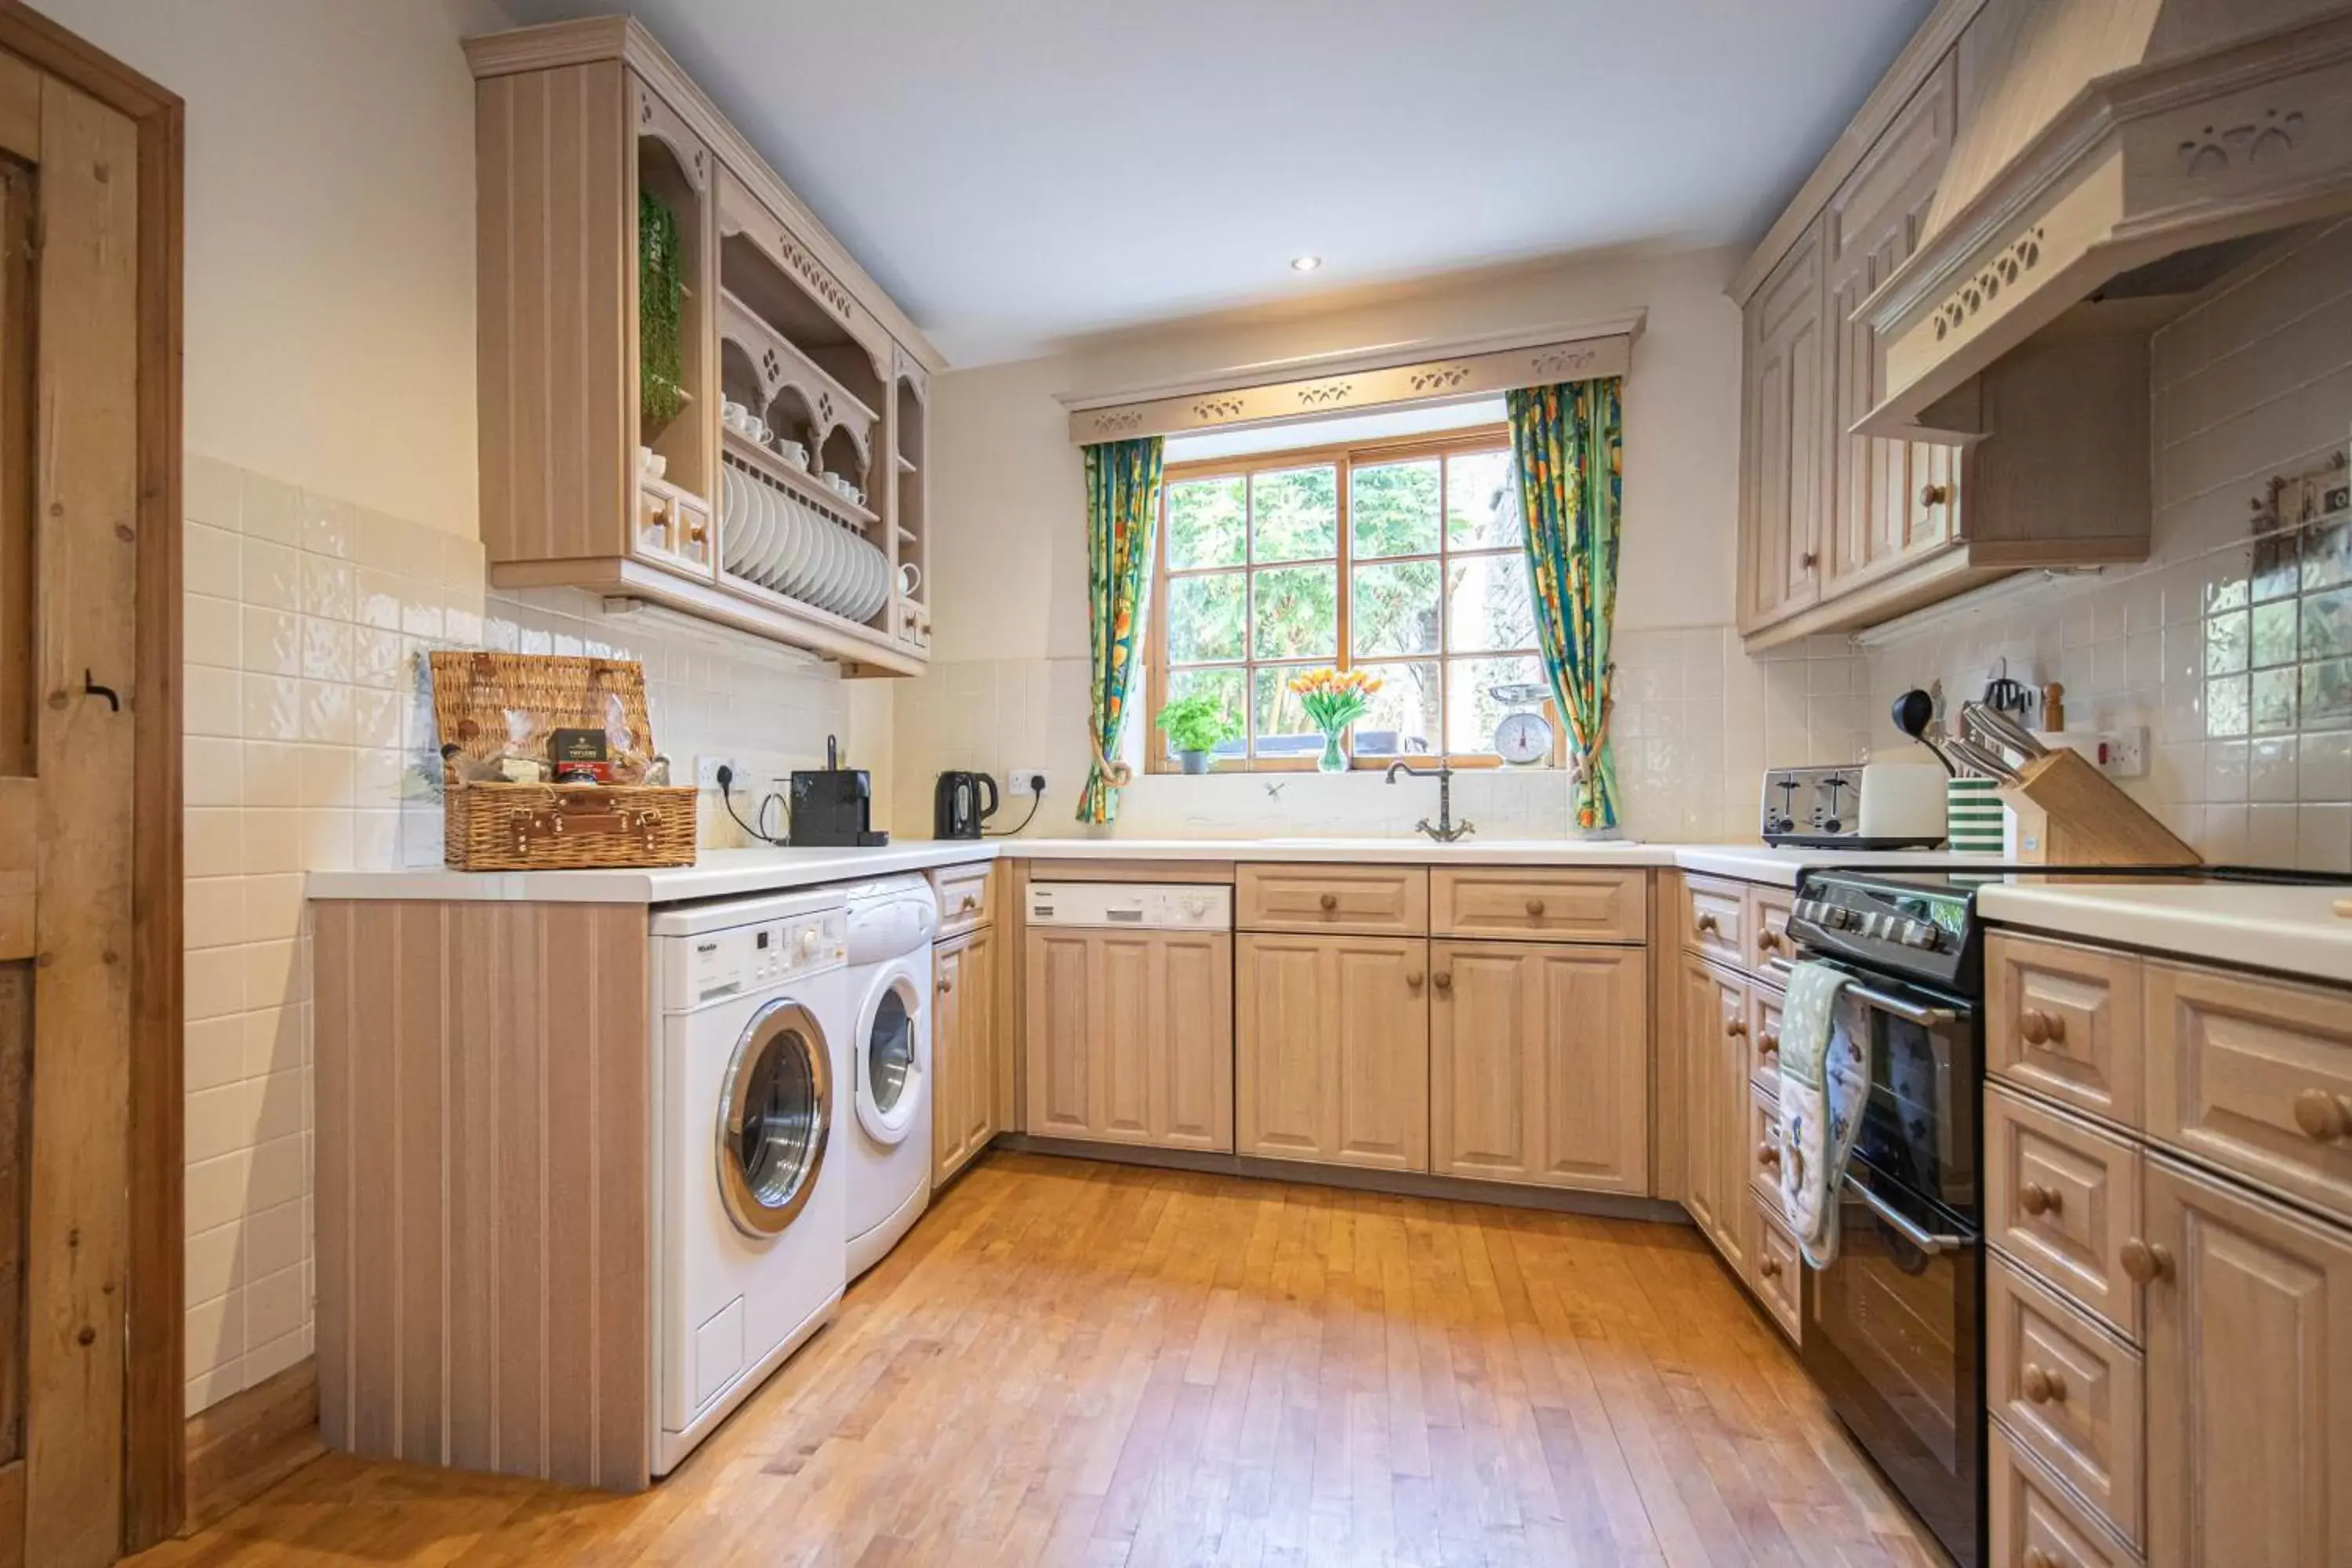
1795 960 1984 1567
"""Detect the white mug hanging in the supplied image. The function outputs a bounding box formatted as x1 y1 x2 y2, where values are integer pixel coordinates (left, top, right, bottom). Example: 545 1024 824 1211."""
898 561 921 597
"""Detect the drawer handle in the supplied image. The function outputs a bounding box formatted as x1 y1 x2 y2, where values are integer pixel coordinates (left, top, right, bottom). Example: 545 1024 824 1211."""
1759 1030 1780 1058
2293 1087 2352 1142
937 977 953 994
1758 929 1781 953
2017 1181 2061 1218
1695 913 1720 935
2020 1363 2068 1405
1319 892 1339 912
1405 971 1425 989
2121 1238 2174 1285
2018 1008 2066 1046
1919 482 1951 508
1432 971 1453 992
960 895 978 913
1525 898 1546 917
1759 1256 1782 1279
1727 1018 1748 1039
1757 1142 1781 1169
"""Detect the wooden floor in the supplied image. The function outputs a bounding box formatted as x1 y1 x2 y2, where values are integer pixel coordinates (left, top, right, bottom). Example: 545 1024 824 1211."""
133 1152 1938 1567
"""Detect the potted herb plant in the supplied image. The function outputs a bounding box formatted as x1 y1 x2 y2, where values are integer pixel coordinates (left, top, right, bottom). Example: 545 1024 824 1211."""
1154 694 1240 775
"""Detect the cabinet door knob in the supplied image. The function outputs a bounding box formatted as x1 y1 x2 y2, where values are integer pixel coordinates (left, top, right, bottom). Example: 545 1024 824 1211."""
1695 913 1719 935
1405 971 1425 989
1758 929 1781 953
961 895 978 913
1318 891 1339 911
1919 482 1951 508
2019 1008 2064 1046
1759 1256 1781 1279
1524 898 1546 917
1726 1018 1748 1038
937 977 953 993
1759 1030 1780 1059
2121 1238 2174 1285
1432 971 1453 991
2293 1087 2352 1142
2017 1181 2060 1218
1800 550 1818 569
2020 1363 2067 1405
1757 1142 1781 1168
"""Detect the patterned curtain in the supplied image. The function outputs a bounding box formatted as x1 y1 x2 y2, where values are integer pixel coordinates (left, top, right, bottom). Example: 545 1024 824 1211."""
1077 436 1165 823
1508 378 1624 833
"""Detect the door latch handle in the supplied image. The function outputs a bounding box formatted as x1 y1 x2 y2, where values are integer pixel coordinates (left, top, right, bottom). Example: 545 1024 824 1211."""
82 670 119 712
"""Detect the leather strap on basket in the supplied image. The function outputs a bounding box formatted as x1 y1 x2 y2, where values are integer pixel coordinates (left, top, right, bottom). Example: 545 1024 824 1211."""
510 790 660 856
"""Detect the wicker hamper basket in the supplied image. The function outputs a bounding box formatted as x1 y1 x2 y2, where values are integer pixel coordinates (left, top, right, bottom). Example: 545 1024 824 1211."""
429 650 697 870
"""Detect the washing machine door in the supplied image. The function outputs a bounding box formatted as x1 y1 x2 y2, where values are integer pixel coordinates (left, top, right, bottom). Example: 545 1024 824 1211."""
716 998 832 1238
855 966 927 1145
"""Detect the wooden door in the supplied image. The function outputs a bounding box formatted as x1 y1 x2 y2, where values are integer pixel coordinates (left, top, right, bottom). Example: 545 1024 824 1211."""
1023 929 1231 1151
1824 52 1959 593
2143 1155 2352 1567
1023 929 1093 1139
1738 215 1828 633
931 937 970 1181
956 924 996 1158
1235 933 1427 1171
1149 931 1232 1151
1679 953 1748 1265
1432 942 1649 1194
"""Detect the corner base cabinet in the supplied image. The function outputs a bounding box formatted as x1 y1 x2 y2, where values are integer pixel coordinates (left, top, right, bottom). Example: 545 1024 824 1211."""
1024 927 1233 1152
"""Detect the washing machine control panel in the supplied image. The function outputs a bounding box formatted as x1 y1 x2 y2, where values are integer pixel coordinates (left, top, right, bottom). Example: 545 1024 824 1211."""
667 911 846 1009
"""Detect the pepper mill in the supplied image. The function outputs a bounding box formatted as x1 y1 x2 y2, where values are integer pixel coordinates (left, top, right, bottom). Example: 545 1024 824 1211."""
2042 681 2065 732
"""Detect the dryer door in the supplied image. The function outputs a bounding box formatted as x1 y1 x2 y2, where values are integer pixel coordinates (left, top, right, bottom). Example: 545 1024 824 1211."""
855 967 927 1145
717 998 832 1237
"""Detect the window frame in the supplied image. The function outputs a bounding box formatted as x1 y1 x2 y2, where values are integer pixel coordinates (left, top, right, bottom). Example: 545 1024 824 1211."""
1143 423 1565 774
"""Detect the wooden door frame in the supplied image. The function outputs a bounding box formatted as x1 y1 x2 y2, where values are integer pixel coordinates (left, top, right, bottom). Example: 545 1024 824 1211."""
0 3 183 1553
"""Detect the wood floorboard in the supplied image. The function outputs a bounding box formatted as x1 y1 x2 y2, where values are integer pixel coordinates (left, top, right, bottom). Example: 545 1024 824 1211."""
132 1152 1939 1567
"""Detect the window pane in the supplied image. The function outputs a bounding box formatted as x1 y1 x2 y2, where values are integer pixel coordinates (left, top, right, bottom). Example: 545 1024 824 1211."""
1250 465 1338 562
1352 559 1440 658
1446 449 1515 550
1352 662 1440 757
1162 666 1246 759
1446 655 1545 754
1251 564 1337 660
1445 553 1537 652
1167 476 1244 569
1166 571 1244 663
1251 664 1323 758
1351 459 1439 558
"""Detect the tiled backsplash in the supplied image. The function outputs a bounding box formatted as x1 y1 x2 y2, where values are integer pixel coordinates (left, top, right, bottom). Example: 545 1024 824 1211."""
889 629 1868 843
181 453 862 1414
1867 220 2352 869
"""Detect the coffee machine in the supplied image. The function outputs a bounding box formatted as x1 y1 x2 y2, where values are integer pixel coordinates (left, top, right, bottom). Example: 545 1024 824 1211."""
786 735 887 847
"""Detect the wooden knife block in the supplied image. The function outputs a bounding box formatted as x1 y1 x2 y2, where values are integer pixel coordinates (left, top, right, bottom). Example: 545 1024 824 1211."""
1996 747 2201 866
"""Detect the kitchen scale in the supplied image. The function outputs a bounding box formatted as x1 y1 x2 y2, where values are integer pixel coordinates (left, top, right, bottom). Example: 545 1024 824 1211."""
1487 680 1554 765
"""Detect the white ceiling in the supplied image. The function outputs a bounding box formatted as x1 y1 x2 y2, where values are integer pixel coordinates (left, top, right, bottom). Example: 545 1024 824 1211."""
499 0 1935 365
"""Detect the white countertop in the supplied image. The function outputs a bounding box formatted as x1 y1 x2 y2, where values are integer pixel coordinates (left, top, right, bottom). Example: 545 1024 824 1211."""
305 836 1983 903
1978 880 2352 985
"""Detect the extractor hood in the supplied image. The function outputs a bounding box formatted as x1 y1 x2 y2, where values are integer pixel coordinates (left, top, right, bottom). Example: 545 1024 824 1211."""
1857 0 2352 438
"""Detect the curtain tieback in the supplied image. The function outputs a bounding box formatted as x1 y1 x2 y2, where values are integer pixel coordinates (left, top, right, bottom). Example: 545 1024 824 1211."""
1091 738 1133 788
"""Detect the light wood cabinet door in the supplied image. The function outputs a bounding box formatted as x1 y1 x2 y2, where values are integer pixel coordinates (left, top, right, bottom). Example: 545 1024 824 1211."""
1823 51 1959 593
1989 1250 2145 1548
1432 942 1649 1195
931 926 996 1185
1988 1085 2146 1341
1236 934 1428 1171
2143 1154 2352 1568
1989 934 2143 1131
1989 1421 2142 1568
1739 214 1829 633
1679 953 1749 1265
1022 928 1232 1152
1745 1193 1804 1344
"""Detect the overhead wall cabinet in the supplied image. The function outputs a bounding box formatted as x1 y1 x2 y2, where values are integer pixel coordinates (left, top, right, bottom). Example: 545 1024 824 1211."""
465 18 939 674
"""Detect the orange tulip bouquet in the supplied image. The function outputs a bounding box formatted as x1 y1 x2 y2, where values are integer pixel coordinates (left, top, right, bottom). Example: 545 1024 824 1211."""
1287 666 1382 773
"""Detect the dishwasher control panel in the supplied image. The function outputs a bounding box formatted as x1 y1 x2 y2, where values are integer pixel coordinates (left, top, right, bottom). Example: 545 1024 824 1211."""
1025 882 1232 931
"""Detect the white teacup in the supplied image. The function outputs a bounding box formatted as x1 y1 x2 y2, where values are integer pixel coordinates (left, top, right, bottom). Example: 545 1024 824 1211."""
898 561 921 597
721 400 750 433
773 439 808 469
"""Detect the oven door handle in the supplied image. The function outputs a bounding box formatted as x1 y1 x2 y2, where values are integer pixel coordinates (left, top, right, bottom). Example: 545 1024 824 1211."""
1838 978 1959 1028
1847 1176 1970 1254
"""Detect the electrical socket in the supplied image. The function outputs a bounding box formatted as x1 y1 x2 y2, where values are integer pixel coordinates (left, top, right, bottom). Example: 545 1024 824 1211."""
1006 768 1049 797
2092 727 2147 779
696 755 740 791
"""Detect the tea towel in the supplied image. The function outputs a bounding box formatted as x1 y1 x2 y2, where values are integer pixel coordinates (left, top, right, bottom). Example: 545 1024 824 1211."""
1777 959 1871 1268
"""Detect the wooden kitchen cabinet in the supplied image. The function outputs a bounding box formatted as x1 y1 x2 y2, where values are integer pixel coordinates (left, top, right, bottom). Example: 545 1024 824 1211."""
2143 1152 2352 1568
1679 950 1749 1268
1236 934 1428 1171
931 925 996 1185
1738 214 1830 633
1430 941 1649 1196
1023 927 1232 1152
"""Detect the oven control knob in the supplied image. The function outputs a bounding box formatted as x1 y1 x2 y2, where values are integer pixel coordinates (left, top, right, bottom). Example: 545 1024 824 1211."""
1900 920 1940 950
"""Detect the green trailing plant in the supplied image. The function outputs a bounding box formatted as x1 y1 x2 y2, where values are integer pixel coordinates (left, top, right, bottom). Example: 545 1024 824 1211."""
1154 693 1240 757
638 189 686 431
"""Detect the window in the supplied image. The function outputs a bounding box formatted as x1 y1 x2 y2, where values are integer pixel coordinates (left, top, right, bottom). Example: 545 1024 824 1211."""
1146 426 1558 771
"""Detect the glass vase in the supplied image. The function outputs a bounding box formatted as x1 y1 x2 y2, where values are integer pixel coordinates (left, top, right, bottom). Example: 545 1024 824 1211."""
1316 730 1348 774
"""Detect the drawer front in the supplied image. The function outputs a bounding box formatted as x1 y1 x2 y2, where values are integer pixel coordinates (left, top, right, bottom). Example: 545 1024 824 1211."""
1747 884 1795 975
1989 935 2143 1131
1430 867 1645 942
1748 1080 1784 1208
1744 1192 1802 1343
2147 959 2352 1223
1682 875 1746 968
1990 1422 2144 1568
931 861 993 938
1989 1085 2146 1341
1748 984 1784 1096
1988 1251 2145 1548
1236 864 1428 935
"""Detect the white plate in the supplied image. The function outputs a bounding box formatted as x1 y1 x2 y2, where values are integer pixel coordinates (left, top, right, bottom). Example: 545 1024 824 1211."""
764 488 804 595
718 466 746 574
846 535 885 622
811 513 847 613
727 466 769 581
757 482 794 593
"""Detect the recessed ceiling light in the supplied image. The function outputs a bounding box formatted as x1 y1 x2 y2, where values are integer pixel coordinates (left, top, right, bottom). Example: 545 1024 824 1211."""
1290 255 1323 273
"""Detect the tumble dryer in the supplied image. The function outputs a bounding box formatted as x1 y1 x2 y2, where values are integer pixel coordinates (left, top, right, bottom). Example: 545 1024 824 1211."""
841 874 938 1279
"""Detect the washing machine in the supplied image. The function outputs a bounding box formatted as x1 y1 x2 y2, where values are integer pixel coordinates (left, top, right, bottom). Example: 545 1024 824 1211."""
651 887 850 1475
842 874 938 1280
